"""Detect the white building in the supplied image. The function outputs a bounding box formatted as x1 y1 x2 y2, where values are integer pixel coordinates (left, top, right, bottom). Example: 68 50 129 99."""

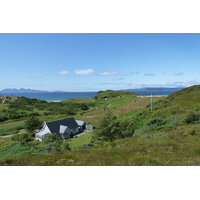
35 118 79 141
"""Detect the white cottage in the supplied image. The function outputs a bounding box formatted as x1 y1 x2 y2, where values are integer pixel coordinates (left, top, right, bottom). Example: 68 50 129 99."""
35 118 79 141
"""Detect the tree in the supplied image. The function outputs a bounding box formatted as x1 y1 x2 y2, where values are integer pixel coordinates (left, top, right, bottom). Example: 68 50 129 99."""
25 116 41 133
92 110 120 143
119 119 134 138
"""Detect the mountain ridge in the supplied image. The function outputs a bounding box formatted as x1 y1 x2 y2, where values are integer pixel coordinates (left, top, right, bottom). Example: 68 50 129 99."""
0 88 49 93
0 87 186 94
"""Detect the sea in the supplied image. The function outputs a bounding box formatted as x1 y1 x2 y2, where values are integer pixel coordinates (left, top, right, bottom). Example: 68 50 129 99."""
0 88 183 102
0 92 98 102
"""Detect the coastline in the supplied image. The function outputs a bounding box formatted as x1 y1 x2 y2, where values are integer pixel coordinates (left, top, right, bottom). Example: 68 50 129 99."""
47 100 61 102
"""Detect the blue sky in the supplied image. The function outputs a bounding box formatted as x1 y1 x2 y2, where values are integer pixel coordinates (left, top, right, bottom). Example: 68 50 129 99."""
0 33 200 92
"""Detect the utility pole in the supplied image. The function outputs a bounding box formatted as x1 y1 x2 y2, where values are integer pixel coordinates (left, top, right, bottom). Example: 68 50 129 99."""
149 91 153 112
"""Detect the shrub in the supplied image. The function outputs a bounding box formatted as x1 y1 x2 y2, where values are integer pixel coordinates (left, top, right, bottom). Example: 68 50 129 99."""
181 111 200 125
11 133 33 143
61 141 71 151
0 114 9 122
25 116 41 132
163 114 184 128
43 133 57 144
145 117 165 126
43 133 64 152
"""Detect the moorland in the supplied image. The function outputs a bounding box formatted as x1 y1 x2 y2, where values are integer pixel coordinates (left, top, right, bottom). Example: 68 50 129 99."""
0 86 200 166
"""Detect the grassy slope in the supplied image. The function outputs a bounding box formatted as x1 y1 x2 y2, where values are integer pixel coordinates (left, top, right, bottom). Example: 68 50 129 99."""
1 123 200 166
68 132 92 150
0 90 165 165
1 87 200 165
154 85 200 114
76 95 164 123
0 141 41 160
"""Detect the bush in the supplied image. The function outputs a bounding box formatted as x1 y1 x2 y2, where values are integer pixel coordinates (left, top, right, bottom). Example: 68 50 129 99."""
163 114 184 128
0 114 9 122
43 133 57 144
180 111 200 125
11 133 33 143
118 119 134 138
43 133 64 152
25 116 41 132
145 117 165 126
61 141 71 151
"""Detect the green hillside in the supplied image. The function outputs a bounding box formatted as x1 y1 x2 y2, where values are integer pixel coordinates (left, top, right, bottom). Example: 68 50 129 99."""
128 85 200 132
93 90 136 99
155 85 200 113
1 86 200 166
1 122 200 166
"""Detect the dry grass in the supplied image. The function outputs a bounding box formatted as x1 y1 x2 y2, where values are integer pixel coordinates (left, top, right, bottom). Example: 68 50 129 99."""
79 96 164 123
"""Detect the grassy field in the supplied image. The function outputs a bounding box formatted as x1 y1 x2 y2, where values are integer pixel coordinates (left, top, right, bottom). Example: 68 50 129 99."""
68 131 93 150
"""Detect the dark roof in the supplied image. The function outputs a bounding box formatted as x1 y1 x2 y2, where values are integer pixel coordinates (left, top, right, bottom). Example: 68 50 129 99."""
46 118 78 133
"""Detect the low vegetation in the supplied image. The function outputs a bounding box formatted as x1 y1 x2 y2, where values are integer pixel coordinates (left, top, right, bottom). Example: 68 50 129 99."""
1 86 200 166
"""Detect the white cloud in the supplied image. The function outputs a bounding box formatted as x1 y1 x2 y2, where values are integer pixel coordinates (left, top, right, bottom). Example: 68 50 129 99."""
58 70 69 75
75 69 94 75
100 72 119 76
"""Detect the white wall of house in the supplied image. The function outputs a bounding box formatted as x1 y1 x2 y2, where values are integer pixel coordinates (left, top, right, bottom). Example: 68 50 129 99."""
35 124 51 141
35 130 49 141
42 124 51 133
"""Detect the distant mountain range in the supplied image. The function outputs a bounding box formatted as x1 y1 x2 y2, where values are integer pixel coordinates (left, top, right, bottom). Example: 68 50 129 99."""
0 88 49 93
124 87 185 95
0 87 185 94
